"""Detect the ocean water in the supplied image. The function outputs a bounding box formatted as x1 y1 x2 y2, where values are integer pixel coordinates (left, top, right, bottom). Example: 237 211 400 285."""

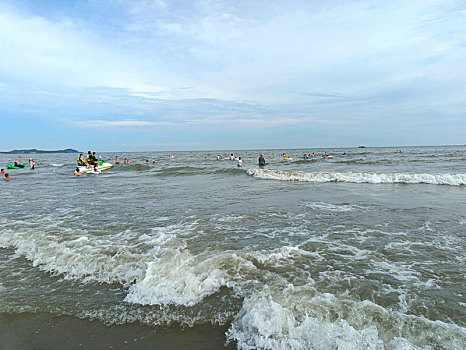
0 146 465 349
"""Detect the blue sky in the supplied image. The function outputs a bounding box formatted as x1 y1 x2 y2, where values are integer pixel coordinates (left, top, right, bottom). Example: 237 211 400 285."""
1 0 465 151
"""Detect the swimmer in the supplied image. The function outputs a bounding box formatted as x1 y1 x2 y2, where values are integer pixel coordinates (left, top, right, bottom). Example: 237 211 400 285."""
4 173 11 181
13 162 25 168
0 169 5 174
73 167 83 176
145 160 149 164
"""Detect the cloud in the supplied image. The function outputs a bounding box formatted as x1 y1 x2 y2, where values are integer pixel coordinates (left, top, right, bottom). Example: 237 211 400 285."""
1 0 465 149
71 119 166 128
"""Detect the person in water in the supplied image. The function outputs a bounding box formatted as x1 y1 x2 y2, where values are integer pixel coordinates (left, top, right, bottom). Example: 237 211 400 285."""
0 169 5 174
13 162 25 168
237 157 243 167
124 157 127 165
73 167 83 176
115 156 120 165
29 158 35 170
145 160 149 164
4 173 11 181
258 154 266 166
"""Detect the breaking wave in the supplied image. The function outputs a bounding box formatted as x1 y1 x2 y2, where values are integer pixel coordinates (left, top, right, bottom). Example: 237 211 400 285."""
247 169 466 186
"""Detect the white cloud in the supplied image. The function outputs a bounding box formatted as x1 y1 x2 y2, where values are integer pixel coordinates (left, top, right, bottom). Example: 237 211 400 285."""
71 119 167 128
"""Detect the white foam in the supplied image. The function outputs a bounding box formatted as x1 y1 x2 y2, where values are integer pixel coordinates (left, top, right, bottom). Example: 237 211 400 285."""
304 201 359 212
250 245 322 268
125 251 258 307
0 221 196 286
227 290 466 350
247 169 466 186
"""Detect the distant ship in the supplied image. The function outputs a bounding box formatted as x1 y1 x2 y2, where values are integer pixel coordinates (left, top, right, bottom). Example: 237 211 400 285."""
358 145 366 148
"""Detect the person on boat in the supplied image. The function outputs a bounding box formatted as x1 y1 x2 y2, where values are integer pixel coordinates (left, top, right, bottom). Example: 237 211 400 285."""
0 169 5 174
86 151 97 166
115 156 120 165
4 173 11 181
258 154 266 167
77 154 88 166
92 164 101 174
230 153 235 160
73 167 83 176
92 152 99 164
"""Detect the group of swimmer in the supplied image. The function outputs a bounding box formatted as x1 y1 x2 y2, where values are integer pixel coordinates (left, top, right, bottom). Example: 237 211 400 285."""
1 158 36 181
216 153 244 167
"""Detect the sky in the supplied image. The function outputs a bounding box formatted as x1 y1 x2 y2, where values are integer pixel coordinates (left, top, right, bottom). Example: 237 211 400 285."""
1 0 465 151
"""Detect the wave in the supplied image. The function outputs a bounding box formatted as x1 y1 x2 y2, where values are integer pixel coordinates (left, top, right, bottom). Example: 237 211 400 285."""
214 167 247 175
155 166 207 176
247 169 466 186
50 163 65 167
226 290 466 350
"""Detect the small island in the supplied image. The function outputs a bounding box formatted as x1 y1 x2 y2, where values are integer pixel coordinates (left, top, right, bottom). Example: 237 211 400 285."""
0 148 80 154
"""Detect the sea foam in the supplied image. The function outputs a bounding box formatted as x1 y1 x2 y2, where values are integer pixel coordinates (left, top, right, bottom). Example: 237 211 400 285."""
227 290 466 350
247 169 466 186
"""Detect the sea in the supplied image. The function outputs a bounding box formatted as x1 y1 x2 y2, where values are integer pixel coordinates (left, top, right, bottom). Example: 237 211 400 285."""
0 146 465 350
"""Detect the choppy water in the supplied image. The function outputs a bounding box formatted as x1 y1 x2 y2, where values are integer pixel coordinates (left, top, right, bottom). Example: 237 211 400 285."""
1 146 465 349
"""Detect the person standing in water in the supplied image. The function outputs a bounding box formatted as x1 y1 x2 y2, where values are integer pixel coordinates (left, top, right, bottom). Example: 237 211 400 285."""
115 156 120 165
237 157 243 167
29 158 35 170
258 154 266 167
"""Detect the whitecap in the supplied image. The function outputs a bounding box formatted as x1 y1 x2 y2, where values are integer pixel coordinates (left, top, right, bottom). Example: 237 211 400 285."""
247 169 466 186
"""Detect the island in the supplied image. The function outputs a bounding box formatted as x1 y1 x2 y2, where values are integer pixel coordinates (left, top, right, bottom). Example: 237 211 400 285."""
0 148 80 154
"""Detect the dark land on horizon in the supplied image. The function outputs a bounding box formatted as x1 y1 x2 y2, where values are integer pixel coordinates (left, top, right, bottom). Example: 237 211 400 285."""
0 148 79 154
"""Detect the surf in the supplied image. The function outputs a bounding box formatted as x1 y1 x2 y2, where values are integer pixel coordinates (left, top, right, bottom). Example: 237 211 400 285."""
247 169 466 186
